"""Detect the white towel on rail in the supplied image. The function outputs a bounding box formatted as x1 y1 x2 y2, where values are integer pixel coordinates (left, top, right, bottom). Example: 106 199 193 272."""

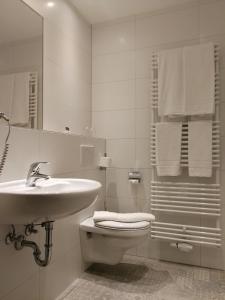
156 122 182 176
158 47 185 116
93 211 155 223
184 43 215 115
11 72 30 125
0 74 14 117
188 120 212 177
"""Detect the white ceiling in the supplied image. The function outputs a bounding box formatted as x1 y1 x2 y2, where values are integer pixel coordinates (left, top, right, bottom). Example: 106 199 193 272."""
70 0 197 24
0 0 42 45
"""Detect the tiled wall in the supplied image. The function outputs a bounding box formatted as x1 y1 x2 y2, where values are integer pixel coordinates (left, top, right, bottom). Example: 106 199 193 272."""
23 0 92 135
0 125 105 300
92 0 225 269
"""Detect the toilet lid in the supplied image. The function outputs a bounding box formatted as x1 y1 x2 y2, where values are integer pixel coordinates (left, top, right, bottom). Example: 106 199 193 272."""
95 220 150 230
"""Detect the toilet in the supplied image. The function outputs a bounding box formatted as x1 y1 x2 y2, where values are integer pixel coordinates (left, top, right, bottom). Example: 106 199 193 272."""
80 212 155 265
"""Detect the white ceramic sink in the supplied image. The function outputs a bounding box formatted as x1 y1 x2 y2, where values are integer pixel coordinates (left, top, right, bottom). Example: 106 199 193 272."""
0 178 102 224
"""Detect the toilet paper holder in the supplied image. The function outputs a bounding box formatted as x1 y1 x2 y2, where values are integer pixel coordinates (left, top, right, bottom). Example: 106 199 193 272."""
128 171 141 183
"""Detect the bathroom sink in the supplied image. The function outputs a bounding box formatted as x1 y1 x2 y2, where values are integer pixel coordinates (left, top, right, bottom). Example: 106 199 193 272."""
0 178 101 224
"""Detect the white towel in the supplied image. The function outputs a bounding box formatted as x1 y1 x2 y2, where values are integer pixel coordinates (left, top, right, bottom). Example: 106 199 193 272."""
93 211 155 223
184 43 215 115
11 72 30 125
0 74 14 117
188 120 212 177
158 47 185 116
156 122 182 176
95 220 151 230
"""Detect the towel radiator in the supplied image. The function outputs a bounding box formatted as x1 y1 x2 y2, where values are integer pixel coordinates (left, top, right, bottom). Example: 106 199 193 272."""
150 44 222 248
29 72 38 128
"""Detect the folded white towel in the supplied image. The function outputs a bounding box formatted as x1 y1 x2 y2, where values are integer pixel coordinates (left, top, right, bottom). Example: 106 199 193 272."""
95 220 151 230
184 43 215 115
93 211 155 223
158 47 185 116
11 72 30 125
0 74 14 117
156 122 182 176
188 120 212 177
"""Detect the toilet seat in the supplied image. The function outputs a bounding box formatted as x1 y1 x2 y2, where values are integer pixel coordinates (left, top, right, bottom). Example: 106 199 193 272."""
80 217 150 238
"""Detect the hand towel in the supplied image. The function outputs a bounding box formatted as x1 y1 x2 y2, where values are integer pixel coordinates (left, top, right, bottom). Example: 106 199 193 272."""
0 74 14 117
188 120 212 177
11 72 30 125
184 43 215 115
156 122 182 176
93 211 155 223
95 220 151 230
158 47 185 116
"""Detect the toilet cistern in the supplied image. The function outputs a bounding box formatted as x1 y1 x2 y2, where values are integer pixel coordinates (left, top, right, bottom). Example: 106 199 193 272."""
26 161 50 187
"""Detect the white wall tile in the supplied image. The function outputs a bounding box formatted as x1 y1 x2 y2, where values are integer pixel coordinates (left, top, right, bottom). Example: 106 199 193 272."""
92 110 135 139
107 139 135 168
135 48 153 79
106 196 138 213
135 109 151 139
93 51 135 83
136 169 151 200
93 19 135 55
135 139 150 169
135 5 199 48
92 80 135 111
106 168 138 199
135 78 151 109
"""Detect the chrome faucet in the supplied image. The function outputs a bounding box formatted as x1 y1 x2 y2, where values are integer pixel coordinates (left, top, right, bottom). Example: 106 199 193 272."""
26 162 50 187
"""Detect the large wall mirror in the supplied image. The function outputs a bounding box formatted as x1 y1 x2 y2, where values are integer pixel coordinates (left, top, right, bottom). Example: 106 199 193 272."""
0 0 43 129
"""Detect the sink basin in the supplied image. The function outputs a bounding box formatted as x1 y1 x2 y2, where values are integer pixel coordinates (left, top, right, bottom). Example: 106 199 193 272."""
0 178 102 224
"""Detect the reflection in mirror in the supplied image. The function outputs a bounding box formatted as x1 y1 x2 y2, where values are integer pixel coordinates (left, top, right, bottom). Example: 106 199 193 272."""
0 0 43 129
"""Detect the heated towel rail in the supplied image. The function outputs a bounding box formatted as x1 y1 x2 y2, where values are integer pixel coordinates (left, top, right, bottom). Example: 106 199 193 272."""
150 44 222 248
29 72 38 128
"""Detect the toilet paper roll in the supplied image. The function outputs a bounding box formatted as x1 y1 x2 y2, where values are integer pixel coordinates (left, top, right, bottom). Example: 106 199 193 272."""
99 156 111 168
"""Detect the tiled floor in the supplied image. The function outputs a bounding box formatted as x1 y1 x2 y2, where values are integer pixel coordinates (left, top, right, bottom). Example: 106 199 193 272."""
63 255 225 300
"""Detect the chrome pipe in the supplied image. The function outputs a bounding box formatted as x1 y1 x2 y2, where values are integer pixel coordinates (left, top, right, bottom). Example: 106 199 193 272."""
21 222 53 267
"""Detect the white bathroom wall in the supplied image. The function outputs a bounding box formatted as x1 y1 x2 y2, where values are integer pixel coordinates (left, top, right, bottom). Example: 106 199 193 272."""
0 125 105 300
92 0 225 269
23 0 92 135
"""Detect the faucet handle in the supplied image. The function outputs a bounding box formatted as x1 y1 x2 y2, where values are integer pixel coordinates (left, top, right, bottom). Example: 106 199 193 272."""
29 161 49 173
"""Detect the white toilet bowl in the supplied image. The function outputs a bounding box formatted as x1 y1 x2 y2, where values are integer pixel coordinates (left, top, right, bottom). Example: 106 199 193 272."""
80 216 150 265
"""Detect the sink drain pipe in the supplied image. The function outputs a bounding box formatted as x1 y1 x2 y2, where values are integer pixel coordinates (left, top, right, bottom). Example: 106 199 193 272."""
21 222 53 267
5 221 54 267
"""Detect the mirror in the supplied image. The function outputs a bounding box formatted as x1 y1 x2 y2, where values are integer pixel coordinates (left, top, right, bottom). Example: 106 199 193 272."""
0 0 43 129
